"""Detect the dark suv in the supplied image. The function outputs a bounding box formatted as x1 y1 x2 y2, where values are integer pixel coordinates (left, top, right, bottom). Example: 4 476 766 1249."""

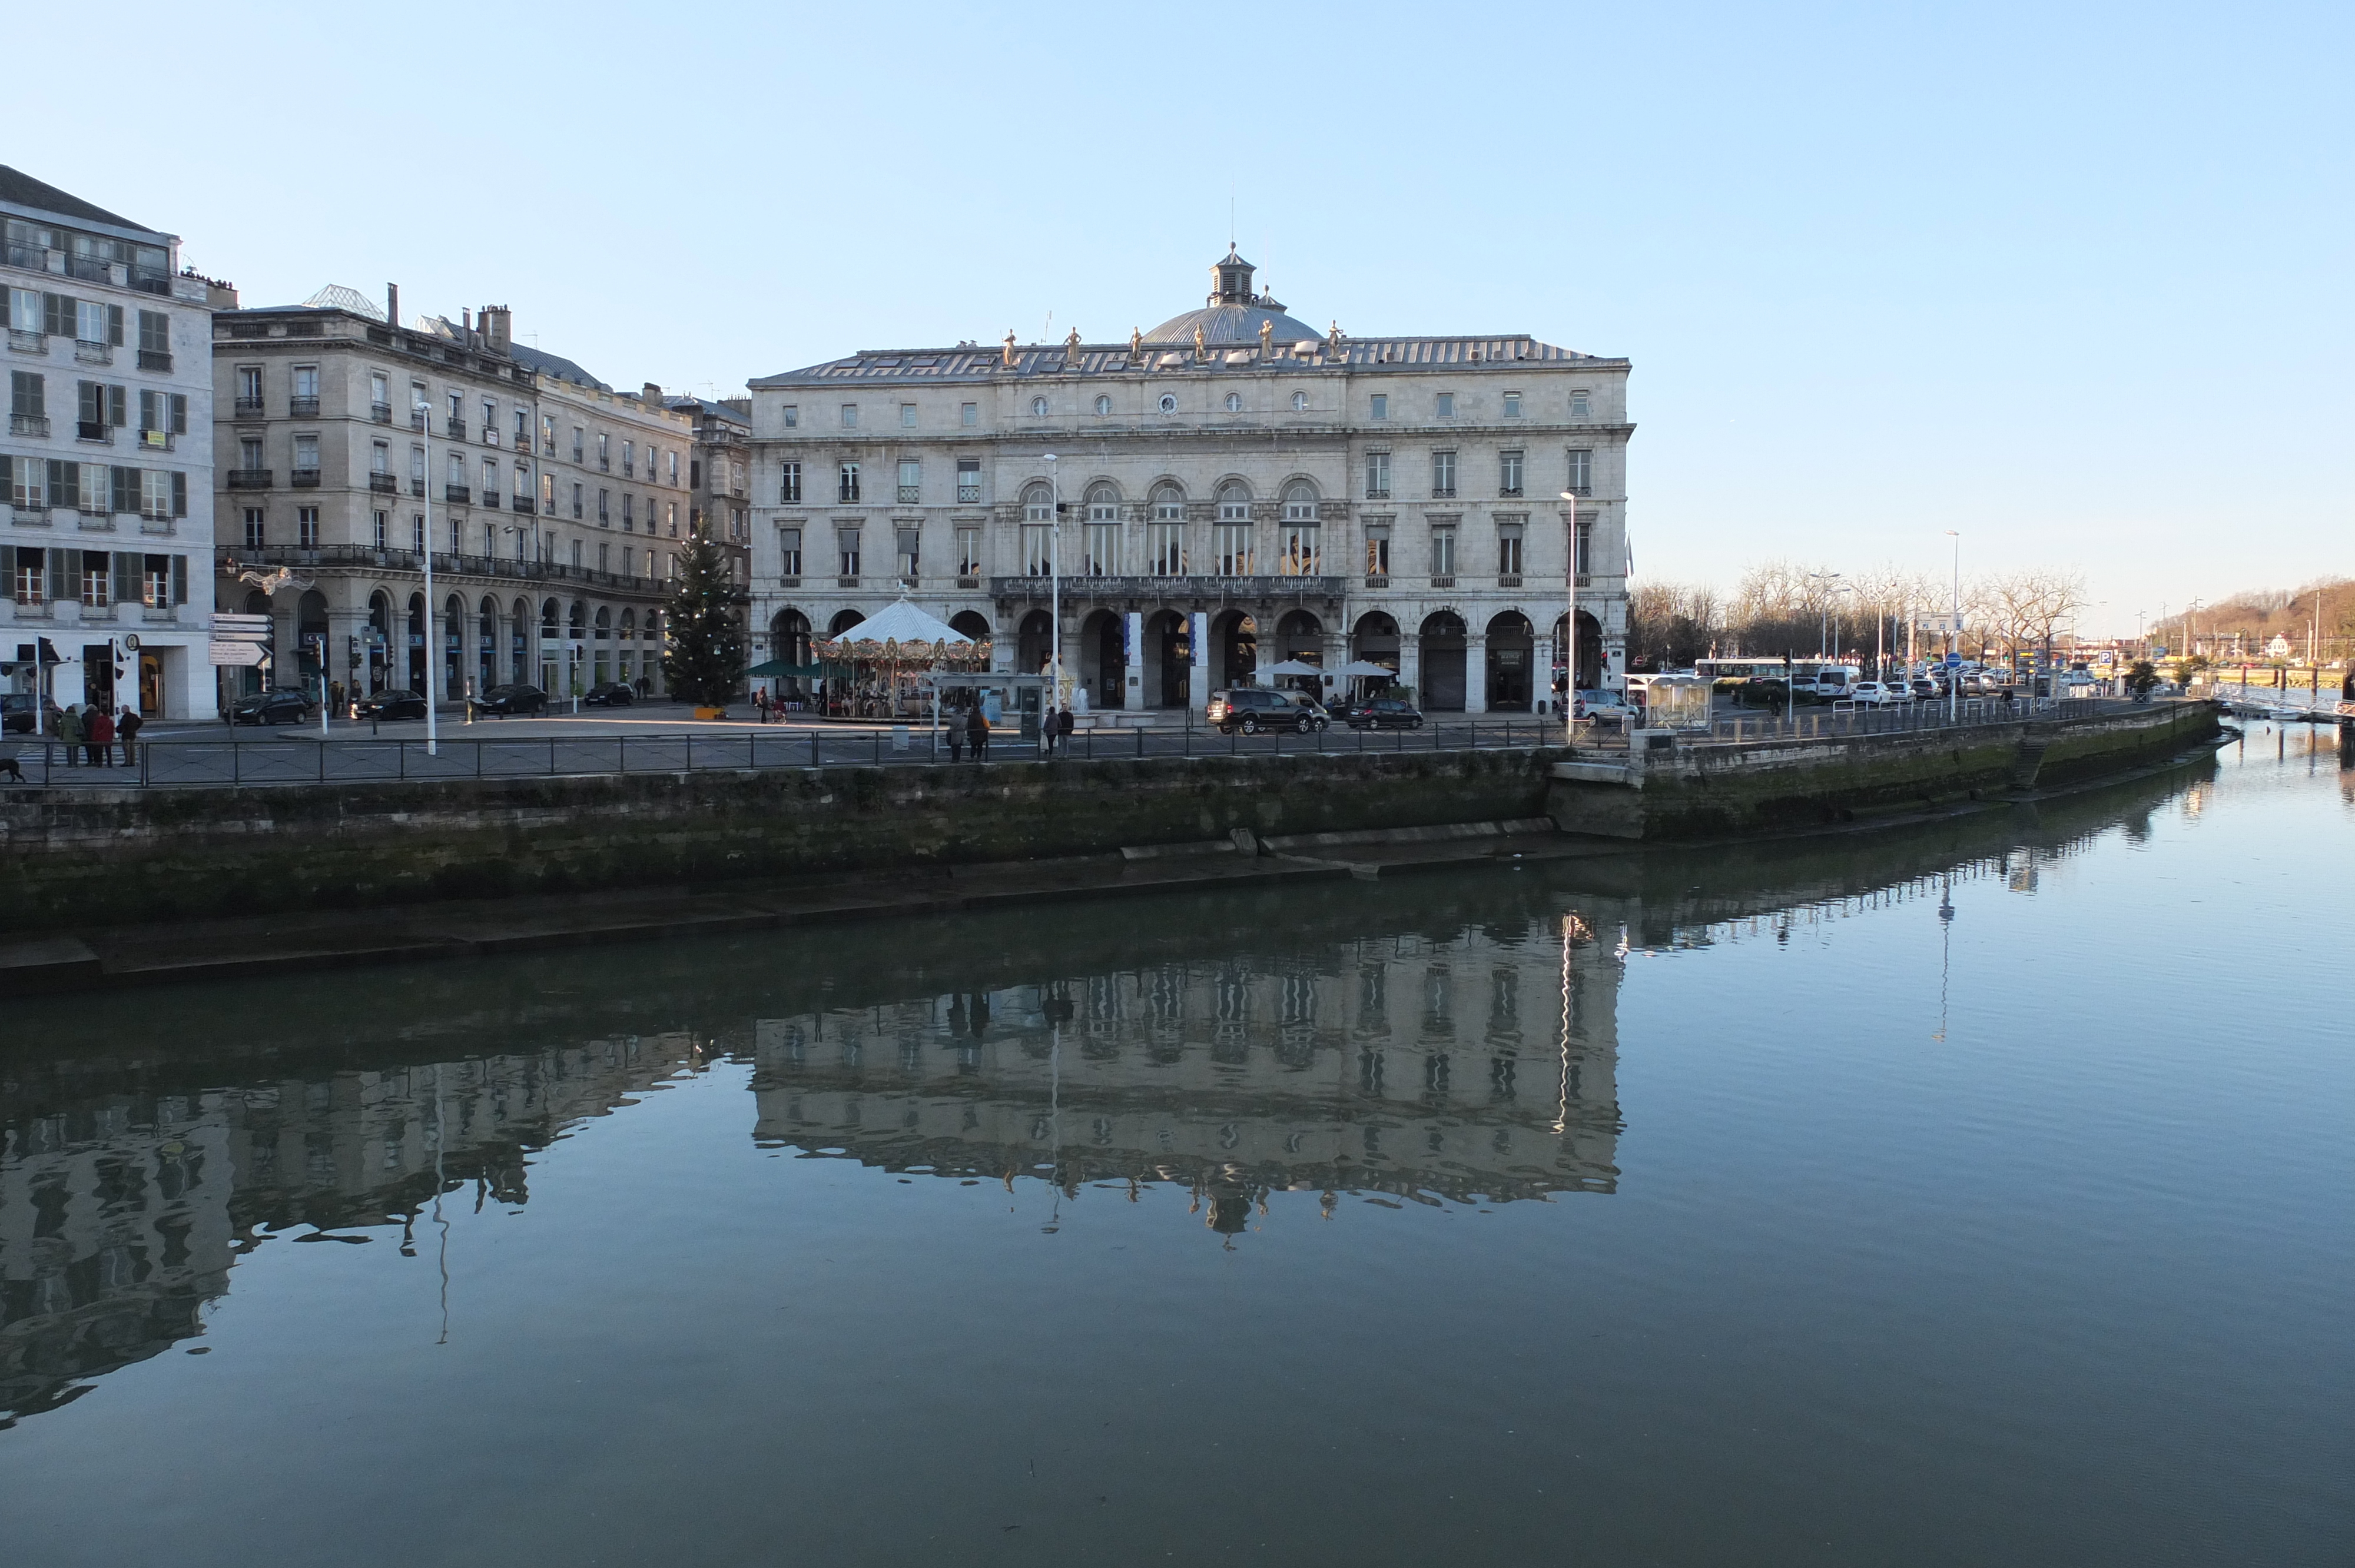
1207 687 1329 735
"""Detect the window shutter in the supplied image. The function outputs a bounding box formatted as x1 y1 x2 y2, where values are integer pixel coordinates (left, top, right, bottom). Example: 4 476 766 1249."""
170 554 187 606
0 454 9 489
43 293 68 338
139 388 157 431
48 460 76 510
171 471 187 518
114 552 140 596
79 380 101 424
170 394 187 434
109 384 127 427
107 304 125 346
112 467 135 514
47 549 71 599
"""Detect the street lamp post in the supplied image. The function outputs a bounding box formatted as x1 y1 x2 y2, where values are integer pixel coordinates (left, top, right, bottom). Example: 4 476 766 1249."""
1945 531 1960 723
1558 491 1579 745
1044 453 1061 738
422 426 439 756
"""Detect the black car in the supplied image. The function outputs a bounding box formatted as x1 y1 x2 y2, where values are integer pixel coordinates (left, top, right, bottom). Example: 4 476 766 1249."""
583 682 634 707
1 693 59 735
355 689 427 720
230 689 315 726
469 683 549 717
1206 687 1329 735
1340 697 1425 730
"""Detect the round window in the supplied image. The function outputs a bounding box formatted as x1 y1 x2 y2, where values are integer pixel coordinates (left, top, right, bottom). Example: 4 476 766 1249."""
1291 391 1309 411
1157 393 1177 413
1030 396 1048 417
1225 392 1243 413
1094 394 1112 416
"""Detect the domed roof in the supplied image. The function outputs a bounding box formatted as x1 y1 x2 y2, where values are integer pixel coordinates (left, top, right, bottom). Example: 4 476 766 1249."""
1145 248 1322 346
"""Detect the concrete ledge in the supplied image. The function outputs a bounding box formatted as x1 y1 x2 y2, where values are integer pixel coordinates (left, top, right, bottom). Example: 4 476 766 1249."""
0 936 102 994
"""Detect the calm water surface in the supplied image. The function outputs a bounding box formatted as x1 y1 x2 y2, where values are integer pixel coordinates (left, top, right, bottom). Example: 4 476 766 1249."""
3 726 2350 1566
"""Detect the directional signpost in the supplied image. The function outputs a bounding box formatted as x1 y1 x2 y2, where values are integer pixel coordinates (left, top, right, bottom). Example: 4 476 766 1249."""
210 612 273 672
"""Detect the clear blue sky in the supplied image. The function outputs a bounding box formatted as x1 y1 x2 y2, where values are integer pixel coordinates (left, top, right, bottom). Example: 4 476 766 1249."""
15 1 2347 633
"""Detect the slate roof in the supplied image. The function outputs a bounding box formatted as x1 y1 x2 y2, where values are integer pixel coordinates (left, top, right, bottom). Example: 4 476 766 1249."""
752 334 1610 388
0 165 162 237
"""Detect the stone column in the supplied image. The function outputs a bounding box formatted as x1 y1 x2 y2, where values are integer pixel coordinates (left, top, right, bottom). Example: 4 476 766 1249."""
1190 610 1210 694
1124 609 1144 712
1398 632 1419 698
1535 634 1555 715
1465 633 1488 713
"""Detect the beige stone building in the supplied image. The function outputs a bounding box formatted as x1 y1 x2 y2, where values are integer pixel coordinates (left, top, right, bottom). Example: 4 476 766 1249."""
747 250 1632 713
213 291 694 703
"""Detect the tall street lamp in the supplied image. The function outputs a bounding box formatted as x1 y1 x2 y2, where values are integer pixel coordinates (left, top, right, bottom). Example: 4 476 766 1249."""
1558 491 1580 745
421 423 440 756
1945 531 1961 723
1043 453 1062 726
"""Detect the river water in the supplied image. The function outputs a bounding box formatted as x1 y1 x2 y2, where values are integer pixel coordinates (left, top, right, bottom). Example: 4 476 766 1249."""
3 726 2350 1566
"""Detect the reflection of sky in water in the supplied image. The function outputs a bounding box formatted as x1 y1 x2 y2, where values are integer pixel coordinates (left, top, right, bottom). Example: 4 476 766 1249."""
2 728 2350 1567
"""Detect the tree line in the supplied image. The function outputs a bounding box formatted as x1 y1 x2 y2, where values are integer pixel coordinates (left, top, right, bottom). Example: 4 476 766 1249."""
1627 563 2091 672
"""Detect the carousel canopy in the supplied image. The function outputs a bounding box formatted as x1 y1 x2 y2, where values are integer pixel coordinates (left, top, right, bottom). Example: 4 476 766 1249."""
811 597 989 667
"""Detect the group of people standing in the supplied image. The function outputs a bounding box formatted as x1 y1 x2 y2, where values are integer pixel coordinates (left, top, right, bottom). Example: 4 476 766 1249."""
54 704 142 767
941 703 1076 762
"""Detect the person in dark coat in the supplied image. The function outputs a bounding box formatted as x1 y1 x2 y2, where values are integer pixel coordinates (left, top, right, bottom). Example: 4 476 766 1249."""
945 705 964 762
966 705 989 761
87 706 115 767
117 705 142 767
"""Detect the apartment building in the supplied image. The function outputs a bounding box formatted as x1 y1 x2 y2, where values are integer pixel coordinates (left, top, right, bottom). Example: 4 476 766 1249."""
0 166 220 719
666 393 753 594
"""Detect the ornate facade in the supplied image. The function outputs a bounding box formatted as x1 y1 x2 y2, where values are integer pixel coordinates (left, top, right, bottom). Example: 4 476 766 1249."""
747 251 1632 712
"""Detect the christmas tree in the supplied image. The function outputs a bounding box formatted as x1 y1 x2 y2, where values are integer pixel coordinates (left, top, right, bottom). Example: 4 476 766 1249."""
661 522 746 706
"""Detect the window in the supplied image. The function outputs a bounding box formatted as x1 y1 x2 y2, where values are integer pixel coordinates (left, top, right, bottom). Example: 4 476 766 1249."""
1213 520 1252 576
598 543 611 573
482 457 497 501
371 439 390 475
598 487 609 523
1094 394 1113 416
294 433 320 479
1435 392 1455 418
1280 520 1319 576
955 525 980 575
136 387 185 440
446 451 466 493
621 439 633 475
412 446 426 489
956 458 981 504
837 527 861 576
572 481 583 519
1217 486 1250 523
412 381 430 420
1497 519 1524 575
572 426 585 462
1430 525 1457 577
243 507 265 550
1363 520 1391 577
542 414 556 452
11 368 47 430
1224 391 1243 413
541 471 555 511
622 494 635 530
1157 393 1177 413
840 403 858 428
483 398 499 444
241 436 264 471
414 514 427 553
75 299 118 347
838 461 860 503
1365 450 1391 500
622 546 633 577
1281 483 1316 523
960 401 977 426
1147 515 1185 575
374 510 387 549
571 539 583 568
1499 449 1524 497
1431 449 1457 498
1370 393 1388 420
777 526 802 577
897 459 921 504
235 365 263 410
1021 522 1053 576
515 408 528 446
1574 513 1593 576
1083 492 1119 576
298 506 320 549
1570 388 1591 418
780 460 802 503
895 524 920 577
514 461 530 503
668 450 679 486
781 404 798 428
898 402 917 428
665 501 678 536
1030 396 1049 417
1565 447 1593 496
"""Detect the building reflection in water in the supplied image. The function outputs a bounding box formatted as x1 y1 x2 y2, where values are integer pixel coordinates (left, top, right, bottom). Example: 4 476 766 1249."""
0 1036 701 1427
748 905 1627 1226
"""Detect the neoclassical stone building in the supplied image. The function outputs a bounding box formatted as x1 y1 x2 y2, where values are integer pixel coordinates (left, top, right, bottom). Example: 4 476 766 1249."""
747 251 1630 712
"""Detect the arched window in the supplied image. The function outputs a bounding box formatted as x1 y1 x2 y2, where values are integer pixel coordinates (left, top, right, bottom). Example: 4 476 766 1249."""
1084 483 1119 522
1216 482 1251 522
1146 485 1186 575
1082 483 1119 576
1224 391 1243 413
1030 395 1049 417
1279 483 1321 576
1157 393 1177 413
1281 481 1318 521
1022 481 1053 522
1213 483 1252 576
1020 484 1054 576
1291 390 1309 411
1093 394 1112 416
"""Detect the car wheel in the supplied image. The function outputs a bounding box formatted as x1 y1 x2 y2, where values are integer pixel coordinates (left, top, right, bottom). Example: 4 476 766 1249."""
1295 715 1312 733
1241 715 1260 735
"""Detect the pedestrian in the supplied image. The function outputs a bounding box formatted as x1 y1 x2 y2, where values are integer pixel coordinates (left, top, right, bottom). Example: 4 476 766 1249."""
966 703 989 762
1056 705 1076 754
117 705 142 768
1041 704 1060 756
945 704 965 762
87 705 114 768
58 704 83 766
754 686 769 724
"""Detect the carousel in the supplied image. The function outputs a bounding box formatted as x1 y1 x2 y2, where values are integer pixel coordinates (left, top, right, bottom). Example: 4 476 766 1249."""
806 597 993 719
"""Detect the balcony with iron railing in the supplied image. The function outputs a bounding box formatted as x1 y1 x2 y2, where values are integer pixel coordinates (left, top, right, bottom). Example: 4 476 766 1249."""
989 573 1347 604
75 420 112 444
369 473 399 494
138 349 172 372
445 484 470 504
485 491 503 509
228 469 273 489
137 428 174 452
290 468 321 488
62 254 110 284
233 396 265 417
411 407 428 431
289 396 320 417
446 418 467 440
410 477 426 496
230 543 669 594
897 486 921 504
370 402 393 423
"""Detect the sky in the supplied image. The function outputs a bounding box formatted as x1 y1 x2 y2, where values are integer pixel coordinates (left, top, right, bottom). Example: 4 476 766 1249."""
11 0 2348 635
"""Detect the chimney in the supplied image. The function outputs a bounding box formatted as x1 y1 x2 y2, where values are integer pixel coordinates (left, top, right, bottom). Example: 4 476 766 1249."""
481 305 512 352
642 382 663 408
386 283 399 328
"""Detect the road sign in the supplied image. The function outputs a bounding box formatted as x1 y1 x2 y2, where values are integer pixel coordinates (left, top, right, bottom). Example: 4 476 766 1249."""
1919 614 1967 634
208 642 268 666
211 613 272 642
1943 653 1962 667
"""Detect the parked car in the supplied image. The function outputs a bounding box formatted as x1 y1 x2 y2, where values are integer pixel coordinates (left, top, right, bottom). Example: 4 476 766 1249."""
354 689 427 720
1573 689 1637 722
469 683 549 717
230 689 315 726
1208 687 1329 734
1908 679 1940 700
1845 681 1908 707
1339 696 1425 729
583 682 635 707
1 693 59 734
